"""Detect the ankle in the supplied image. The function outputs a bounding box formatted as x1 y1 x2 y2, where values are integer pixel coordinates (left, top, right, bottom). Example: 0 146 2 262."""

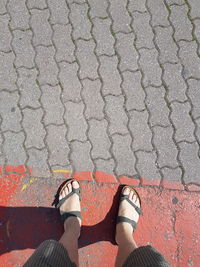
116 224 135 245
64 217 81 238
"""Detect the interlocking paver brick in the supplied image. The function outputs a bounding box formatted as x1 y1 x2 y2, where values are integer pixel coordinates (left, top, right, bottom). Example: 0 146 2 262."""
163 63 187 102
48 0 69 25
105 95 128 135
76 39 98 79
153 126 178 168
136 150 161 181
95 158 115 176
71 140 94 171
99 55 121 96
129 110 153 151
179 141 200 183
27 0 47 9
179 41 200 79
82 79 104 120
132 12 154 49
109 0 131 33
64 101 87 141
0 0 7 14
46 124 70 166
155 26 178 64
59 62 81 102
128 0 146 13
0 51 17 91
188 79 200 119
93 18 115 56
22 108 45 149
30 9 52 46
122 71 145 111
0 91 22 132
12 30 35 68
170 5 193 42
88 0 108 18
0 14 12 52
116 32 138 72
161 167 182 182
35 46 58 86
112 134 136 176
7 0 29 30
171 101 195 142
4 131 26 165
147 0 169 27
70 3 91 40
52 24 75 63
194 19 200 54
88 119 111 159
17 68 41 108
139 48 162 87
146 86 170 127
41 84 64 125
188 0 200 19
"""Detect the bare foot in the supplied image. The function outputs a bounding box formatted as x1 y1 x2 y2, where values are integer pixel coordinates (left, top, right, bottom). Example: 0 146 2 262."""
115 186 141 245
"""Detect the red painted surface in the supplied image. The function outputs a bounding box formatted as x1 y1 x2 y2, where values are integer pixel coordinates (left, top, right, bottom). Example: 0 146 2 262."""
0 166 200 266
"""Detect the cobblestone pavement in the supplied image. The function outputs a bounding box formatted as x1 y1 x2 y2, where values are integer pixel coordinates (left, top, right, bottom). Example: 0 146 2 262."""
0 0 200 191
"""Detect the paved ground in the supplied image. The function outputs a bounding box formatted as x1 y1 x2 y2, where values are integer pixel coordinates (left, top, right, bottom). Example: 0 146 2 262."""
0 0 200 266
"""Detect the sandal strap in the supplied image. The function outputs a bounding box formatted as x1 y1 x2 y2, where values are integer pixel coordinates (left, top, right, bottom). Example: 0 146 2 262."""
120 194 143 215
56 188 81 209
61 211 82 222
117 216 137 230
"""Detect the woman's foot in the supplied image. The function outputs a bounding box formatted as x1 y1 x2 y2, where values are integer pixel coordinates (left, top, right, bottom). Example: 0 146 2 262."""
115 186 141 245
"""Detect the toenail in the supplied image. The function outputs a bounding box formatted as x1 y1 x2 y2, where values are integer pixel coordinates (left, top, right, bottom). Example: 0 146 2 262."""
123 187 130 195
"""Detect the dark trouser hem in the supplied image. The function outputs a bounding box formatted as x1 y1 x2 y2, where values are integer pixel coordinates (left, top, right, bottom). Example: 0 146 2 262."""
123 245 171 267
23 240 76 267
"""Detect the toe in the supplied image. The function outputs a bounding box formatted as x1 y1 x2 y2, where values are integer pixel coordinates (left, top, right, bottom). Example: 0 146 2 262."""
129 190 133 200
132 193 137 202
123 187 130 195
67 182 72 193
72 180 79 189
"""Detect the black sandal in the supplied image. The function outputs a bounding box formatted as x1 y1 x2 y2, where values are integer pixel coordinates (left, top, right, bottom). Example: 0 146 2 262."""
52 179 82 223
117 186 142 231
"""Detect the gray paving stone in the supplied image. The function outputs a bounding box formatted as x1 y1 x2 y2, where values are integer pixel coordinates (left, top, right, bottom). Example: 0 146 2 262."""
179 141 200 183
188 79 200 119
22 108 45 149
48 0 69 24
155 26 178 64
166 0 184 5
99 55 121 96
88 0 108 18
170 5 193 42
128 0 146 12
4 131 26 165
161 167 182 182
132 12 154 49
153 126 178 168
145 86 170 127
64 101 87 141
46 124 70 166
105 95 128 135
129 110 153 151
0 91 22 132
53 24 75 63
41 84 64 125
0 14 12 52
112 134 136 176
88 119 111 159
71 140 94 172
109 0 131 33
116 32 138 72
70 3 91 40
27 0 47 9
35 46 58 86
93 18 115 56
0 51 17 91
139 48 162 87
30 9 52 46
12 30 35 68
82 79 104 120
7 0 29 30
179 41 200 79
147 0 169 26
59 62 81 102
95 158 115 176
67 0 85 4
196 117 200 142
163 63 187 102
194 19 200 54
188 0 200 19
17 68 41 108
76 39 98 79
136 150 161 181
171 101 195 142
122 71 145 111
0 0 7 14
